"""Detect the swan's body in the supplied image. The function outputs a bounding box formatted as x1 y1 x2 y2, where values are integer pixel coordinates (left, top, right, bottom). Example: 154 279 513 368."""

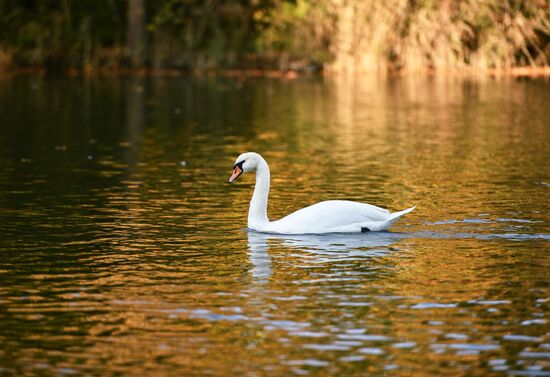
229 152 415 234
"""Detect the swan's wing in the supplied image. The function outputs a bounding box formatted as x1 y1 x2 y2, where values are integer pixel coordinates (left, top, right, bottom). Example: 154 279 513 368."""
267 200 391 234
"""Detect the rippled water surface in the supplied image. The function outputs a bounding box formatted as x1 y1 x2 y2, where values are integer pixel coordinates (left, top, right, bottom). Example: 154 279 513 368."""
0 75 549 376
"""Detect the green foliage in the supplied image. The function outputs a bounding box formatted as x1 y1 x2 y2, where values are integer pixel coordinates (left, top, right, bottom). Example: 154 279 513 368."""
0 0 547 72
254 0 334 65
0 0 125 68
147 0 270 68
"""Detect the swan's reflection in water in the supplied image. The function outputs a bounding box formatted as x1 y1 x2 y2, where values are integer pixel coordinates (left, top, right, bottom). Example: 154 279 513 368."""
246 231 273 282
247 230 406 283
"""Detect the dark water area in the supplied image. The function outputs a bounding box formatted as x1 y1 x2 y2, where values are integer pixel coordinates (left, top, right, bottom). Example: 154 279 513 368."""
0 75 549 376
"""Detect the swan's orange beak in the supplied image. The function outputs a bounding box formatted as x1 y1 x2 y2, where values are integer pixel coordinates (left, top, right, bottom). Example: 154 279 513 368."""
228 165 243 183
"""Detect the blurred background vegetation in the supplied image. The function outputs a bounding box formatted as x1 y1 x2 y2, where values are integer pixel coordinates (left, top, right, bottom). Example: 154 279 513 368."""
0 0 548 74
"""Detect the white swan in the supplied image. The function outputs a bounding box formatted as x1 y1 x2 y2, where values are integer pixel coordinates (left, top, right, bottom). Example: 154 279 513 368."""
229 152 415 234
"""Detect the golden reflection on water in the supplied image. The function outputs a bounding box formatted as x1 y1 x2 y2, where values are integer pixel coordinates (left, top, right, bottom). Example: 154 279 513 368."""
0 75 548 375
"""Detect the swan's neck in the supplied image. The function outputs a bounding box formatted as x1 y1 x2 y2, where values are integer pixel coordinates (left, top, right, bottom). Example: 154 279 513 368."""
248 160 270 228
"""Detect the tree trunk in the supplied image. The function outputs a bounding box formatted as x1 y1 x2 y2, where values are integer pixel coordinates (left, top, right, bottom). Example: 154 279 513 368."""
126 0 146 67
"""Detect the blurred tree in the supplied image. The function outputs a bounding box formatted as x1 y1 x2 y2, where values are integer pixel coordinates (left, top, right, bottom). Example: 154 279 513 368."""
126 0 146 67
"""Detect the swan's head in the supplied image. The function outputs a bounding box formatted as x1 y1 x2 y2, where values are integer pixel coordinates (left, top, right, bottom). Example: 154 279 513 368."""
228 152 263 183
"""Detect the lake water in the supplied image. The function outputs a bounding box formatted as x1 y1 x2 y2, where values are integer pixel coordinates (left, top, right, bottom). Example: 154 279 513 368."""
0 75 549 376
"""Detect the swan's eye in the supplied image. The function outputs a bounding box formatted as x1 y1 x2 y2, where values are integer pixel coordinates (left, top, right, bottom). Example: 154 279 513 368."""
233 160 245 170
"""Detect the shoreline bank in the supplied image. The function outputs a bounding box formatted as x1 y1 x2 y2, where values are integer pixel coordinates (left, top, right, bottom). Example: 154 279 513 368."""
1 66 549 79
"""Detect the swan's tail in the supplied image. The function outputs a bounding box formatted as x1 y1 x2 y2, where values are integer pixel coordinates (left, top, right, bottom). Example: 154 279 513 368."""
364 206 416 231
384 205 416 229
389 206 416 222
